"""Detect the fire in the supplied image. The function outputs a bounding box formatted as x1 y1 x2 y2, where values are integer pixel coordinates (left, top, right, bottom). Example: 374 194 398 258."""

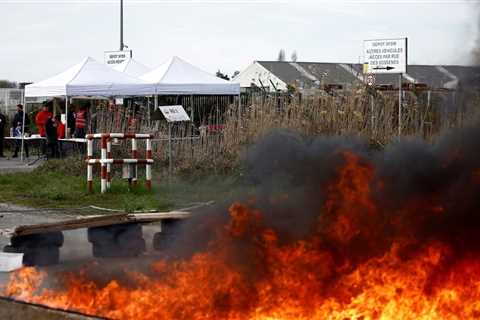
3 150 480 319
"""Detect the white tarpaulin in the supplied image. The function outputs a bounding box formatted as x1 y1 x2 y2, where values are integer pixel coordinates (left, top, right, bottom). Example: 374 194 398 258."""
25 57 153 97
141 56 240 95
113 58 151 78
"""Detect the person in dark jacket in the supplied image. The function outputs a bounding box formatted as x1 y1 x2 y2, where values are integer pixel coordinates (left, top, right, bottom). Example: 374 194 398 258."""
45 115 59 159
67 107 75 137
0 110 6 157
12 104 30 158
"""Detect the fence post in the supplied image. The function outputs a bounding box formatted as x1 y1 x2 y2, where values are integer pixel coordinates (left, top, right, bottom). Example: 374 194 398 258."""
132 137 138 186
100 135 107 194
146 137 152 191
87 137 93 193
107 138 112 190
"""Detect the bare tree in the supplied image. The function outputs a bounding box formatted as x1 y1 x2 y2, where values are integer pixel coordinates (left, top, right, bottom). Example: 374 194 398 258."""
0 80 17 88
291 50 298 62
277 49 286 62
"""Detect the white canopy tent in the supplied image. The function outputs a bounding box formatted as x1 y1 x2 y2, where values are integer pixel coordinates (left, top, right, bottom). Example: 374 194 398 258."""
113 58 151 78
20 57 153 158
141 56 240 95
25 57 152 98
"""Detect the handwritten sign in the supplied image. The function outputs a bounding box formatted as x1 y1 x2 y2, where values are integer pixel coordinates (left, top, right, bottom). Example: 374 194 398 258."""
159 105 190 122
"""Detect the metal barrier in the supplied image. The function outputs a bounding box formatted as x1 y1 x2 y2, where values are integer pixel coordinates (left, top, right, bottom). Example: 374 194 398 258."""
86 133 153 193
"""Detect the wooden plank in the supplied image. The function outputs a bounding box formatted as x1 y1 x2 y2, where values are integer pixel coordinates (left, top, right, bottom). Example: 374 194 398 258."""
10 211 192 237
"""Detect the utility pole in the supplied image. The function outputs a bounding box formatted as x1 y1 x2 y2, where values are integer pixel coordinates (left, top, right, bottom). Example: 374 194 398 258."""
120 0 124 51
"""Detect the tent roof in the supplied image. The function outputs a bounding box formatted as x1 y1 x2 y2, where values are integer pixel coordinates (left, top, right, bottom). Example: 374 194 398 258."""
113 58 151 78
25 57 152 97
141 56 240 95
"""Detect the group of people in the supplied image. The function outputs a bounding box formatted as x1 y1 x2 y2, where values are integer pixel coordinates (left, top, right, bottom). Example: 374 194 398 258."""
0 102 88 159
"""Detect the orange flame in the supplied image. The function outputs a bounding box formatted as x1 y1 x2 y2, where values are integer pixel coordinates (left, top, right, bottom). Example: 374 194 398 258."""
3 151 480 320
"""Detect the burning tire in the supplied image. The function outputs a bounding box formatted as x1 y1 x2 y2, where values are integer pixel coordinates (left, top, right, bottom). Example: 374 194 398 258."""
152 232 177 251
10 232 64 248
92 238 146 258
152 220 183 251
88 223 142 243
3 245 60 266
88 223 146 258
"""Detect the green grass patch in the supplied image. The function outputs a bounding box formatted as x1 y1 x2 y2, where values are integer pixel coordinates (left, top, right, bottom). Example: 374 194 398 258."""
0 159 245 213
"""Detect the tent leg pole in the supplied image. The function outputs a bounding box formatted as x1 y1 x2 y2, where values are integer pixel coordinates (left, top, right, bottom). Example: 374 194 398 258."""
147 97 151 127
20 91 26 162
65 96 69 138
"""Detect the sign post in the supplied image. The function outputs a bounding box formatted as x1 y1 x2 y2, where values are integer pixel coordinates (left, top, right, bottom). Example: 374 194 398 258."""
363 37 407 137
365 74 376 135
159 105 191 177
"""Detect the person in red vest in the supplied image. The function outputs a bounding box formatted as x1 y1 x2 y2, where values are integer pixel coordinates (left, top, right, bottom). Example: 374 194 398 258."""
74 106 87 138
56 115 65 139
35 104 53 137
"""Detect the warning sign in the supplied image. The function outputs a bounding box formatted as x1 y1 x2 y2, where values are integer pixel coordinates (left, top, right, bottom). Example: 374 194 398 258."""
364 38 407 74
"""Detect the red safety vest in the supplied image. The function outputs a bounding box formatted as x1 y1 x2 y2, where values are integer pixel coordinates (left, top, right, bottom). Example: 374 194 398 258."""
75 110 86 129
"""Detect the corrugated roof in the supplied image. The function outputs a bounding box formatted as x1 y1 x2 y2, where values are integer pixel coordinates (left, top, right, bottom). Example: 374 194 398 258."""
443 65 480 88
256 61 479 90
298 62 360 85
258 61 360 89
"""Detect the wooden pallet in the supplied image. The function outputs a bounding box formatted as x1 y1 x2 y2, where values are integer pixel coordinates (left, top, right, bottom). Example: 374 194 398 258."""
4 211 192 237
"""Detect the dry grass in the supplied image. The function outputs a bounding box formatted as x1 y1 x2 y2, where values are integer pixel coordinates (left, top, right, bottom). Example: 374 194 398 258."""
90 88 478 176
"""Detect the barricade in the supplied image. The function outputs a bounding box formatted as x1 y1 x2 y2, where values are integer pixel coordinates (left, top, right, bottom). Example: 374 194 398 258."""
86 133 154 193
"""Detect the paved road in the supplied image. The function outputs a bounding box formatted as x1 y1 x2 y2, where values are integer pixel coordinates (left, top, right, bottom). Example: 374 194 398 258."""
0 157 44 174
0 203 162 261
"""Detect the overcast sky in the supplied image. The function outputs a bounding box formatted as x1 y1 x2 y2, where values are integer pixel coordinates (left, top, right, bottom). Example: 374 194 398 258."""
0 0 478 82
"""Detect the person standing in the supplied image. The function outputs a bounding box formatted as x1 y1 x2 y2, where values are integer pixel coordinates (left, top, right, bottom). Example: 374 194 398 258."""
67 105 75 137
56 115 65 139
74 106 87 138
35 103 52 156
0 110 6 157
45 115 59 158
35 104 52 137
12 104 30 158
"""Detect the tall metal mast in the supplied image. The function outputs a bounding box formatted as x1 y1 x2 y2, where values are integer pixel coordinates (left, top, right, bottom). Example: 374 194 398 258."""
120 0 124 51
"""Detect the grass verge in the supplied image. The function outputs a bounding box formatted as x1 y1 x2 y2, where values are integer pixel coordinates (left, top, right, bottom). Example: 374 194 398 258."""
0 160 244 212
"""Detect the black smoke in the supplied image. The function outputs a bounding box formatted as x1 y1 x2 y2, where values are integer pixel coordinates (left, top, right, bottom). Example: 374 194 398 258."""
169 123 480 271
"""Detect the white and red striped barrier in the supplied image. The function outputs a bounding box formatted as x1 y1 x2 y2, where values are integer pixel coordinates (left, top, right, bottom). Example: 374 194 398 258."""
86 133 154 194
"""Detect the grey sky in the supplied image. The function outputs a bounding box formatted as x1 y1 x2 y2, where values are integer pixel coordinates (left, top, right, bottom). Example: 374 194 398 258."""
0 0 477 82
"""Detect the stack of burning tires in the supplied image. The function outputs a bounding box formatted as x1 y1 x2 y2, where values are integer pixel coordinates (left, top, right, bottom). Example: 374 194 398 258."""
88 223 146 258
153 219 182 251
4 232 64 266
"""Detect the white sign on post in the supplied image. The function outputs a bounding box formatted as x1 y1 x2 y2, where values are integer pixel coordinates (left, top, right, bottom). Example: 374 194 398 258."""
104 50 132 65
363 38 407 74
159 105 190 122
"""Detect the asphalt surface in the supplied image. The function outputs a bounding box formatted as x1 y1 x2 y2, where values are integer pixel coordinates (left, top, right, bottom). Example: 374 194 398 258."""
0 203 163 259
0 157 44 173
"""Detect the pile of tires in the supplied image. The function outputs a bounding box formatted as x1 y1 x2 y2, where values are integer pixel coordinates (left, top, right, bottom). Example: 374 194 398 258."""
88 223 145 258
3 232 64 266
153 220 182 251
